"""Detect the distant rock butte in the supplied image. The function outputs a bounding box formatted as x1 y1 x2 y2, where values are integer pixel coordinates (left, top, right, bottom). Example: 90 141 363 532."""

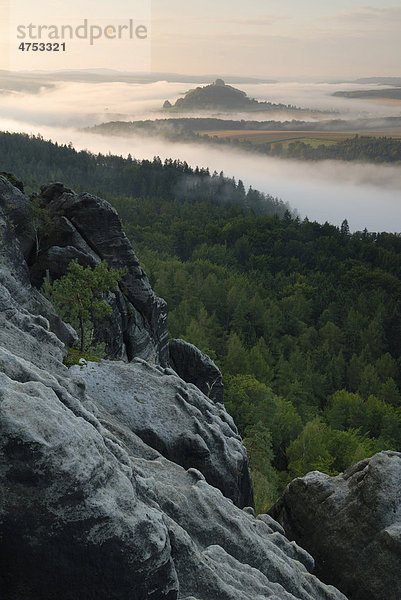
163 79 299 112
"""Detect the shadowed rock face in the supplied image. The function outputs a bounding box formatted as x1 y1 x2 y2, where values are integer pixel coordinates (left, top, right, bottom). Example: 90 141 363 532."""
169 339 224 404
0 176 76 350
29 182 169 365
269 452 401 600
0 175 350 600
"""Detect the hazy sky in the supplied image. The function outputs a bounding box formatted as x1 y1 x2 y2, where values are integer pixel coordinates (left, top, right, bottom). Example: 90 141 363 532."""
1 0 401 77
152 0 401 78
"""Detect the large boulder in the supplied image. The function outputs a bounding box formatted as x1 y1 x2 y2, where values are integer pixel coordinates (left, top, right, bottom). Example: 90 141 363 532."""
169 339 224 403
0 365 178 600
269 452 401 600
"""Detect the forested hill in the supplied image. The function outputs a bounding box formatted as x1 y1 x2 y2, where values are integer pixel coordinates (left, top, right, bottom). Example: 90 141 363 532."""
162 78 307 112
136 209 401 513
0 131 288 217
1 130 401 515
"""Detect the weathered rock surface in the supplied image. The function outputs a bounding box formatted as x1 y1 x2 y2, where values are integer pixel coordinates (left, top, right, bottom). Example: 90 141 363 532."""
70 359 251 508
0 176 349 600
0 174 33 258
28 182 169 364
169 339 224 404
269 452 401 600
0 176 76 350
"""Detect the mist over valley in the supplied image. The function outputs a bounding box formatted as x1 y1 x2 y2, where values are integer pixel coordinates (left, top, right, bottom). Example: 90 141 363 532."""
1 72 401 232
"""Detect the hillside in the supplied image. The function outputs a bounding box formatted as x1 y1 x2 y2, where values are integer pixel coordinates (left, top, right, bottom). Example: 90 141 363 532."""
0 171 352 600
334 88 401 100
0 168 400 600
163 78 306 112
0 133 400 598
0 132 400 513
0 131 289 216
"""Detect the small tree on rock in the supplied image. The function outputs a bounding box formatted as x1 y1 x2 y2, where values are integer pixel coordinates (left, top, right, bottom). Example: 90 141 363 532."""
42 259 126 352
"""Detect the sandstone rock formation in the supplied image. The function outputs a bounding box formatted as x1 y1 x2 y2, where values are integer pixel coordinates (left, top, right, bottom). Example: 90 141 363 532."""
269 452 401 600
169 338 224 403
0 175 76 349
70 358 251 508
0 174 349 599
29 182 169 364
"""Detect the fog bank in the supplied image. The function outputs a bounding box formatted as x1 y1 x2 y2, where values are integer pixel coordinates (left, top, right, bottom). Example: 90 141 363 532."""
0 75 400 233
1 78 400 127
1 113 400 233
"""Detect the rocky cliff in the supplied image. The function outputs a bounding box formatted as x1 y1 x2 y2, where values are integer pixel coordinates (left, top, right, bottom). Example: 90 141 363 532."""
0 173 349 599
269 452 401 600
29 182 169 365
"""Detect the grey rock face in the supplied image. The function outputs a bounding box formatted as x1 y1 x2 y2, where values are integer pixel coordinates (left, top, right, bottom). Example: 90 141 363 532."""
269 452 401 600
69 359 252 508
29 183 168 364
0 344 347 600
0 174 35 259
0 204 178 599
0 180 76 350
0 176 349 600
169 339 224 403
0 360 179 600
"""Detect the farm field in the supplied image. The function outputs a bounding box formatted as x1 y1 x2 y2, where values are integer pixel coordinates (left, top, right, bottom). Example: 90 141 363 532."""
200 129 401 148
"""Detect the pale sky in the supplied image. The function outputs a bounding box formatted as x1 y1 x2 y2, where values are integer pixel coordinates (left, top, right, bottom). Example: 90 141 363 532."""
1 0 401 77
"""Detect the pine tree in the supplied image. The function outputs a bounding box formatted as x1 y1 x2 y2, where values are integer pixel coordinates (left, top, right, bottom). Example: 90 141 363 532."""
42 260 126 352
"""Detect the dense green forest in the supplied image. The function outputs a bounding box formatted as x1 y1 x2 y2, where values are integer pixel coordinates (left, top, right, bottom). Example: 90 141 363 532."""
1 131 401 512
130 207 401 510
0 131 288 216
89 115 401 135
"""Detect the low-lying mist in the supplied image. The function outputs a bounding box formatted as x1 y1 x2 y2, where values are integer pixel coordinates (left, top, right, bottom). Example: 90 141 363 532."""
1 75 401 233
2 114 400 233
242 82 401 119
1 77 400 127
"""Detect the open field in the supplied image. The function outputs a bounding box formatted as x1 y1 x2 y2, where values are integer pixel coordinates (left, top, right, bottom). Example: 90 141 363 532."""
200 129 401 148
366 98 401 106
